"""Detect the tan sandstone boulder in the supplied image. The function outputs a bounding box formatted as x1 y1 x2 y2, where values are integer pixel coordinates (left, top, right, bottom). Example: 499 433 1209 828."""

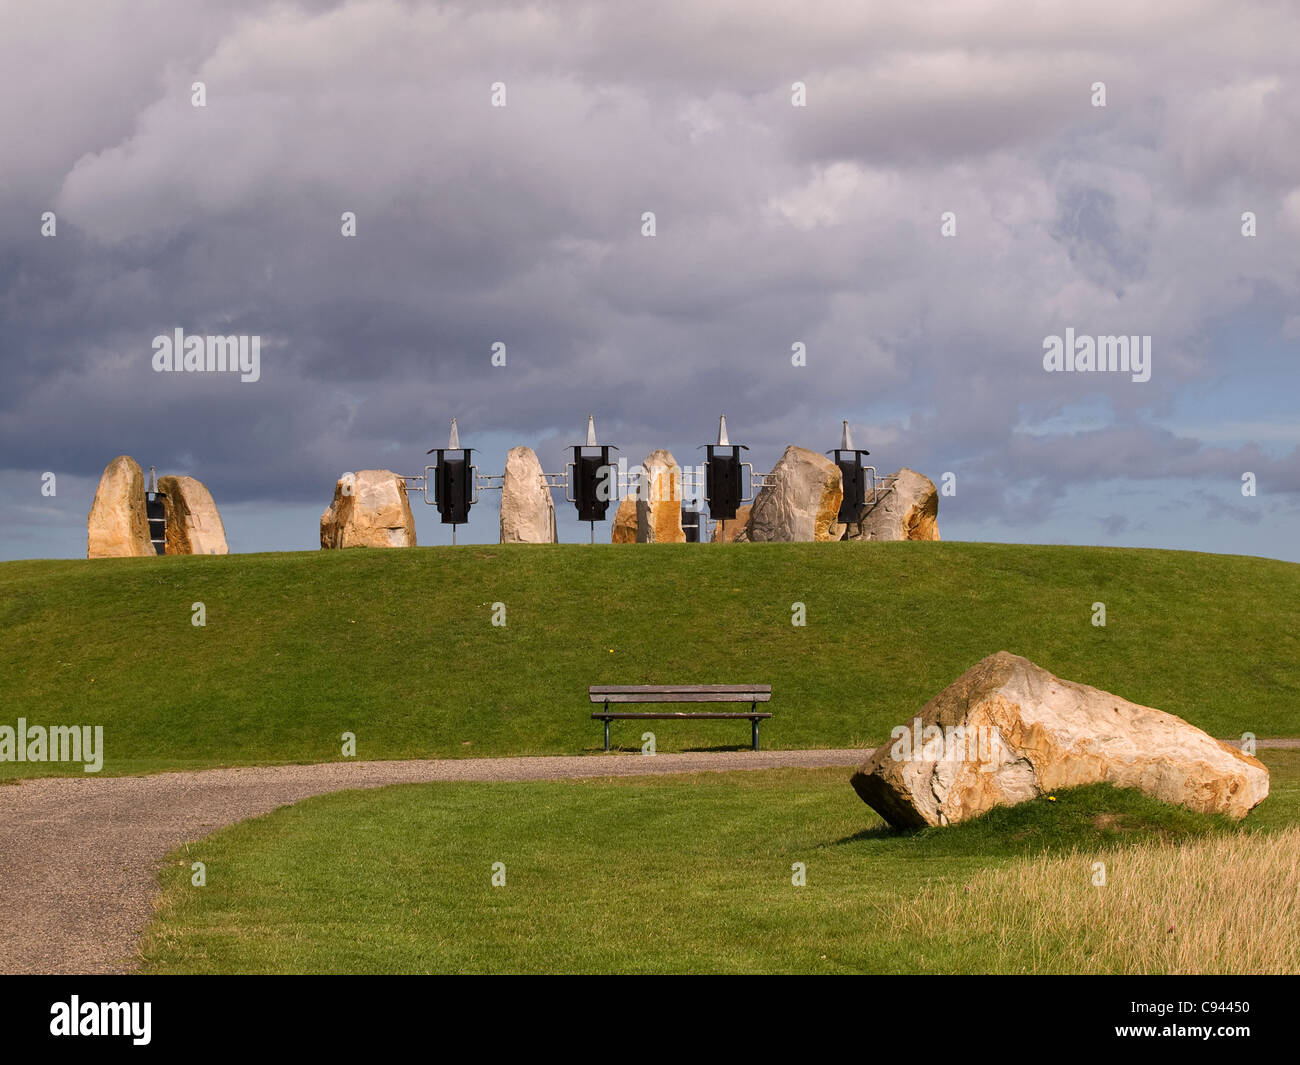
847 467 940 541
499 446 556 544
611 497 637 543
158 475 229 555
636 450 686 543
710 504 751 542
320 470 416 549
745 446 843 543
87 455 154 558
851 652 1269 828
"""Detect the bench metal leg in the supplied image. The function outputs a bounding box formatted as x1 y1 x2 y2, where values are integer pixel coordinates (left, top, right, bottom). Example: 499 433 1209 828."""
604 717 610 752
752 717 760 751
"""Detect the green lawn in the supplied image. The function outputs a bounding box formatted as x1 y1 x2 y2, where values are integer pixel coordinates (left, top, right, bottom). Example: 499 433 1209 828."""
1 542 1298 777
140 750 1300 974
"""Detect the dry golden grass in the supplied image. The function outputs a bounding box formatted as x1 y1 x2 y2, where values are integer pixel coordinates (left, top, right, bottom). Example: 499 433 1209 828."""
889 826 1300 974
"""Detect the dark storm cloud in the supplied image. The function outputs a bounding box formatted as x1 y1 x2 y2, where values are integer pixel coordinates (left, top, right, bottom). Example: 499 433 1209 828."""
1 0 1297 550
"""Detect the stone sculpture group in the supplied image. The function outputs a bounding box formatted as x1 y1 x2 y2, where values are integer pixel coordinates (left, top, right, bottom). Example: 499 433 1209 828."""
85 443 941 555
313 444 941 549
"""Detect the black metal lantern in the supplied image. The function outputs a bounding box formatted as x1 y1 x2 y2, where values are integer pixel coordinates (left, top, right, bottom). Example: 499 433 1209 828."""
567 415 618 524
828 420 871 523
427 419 475 526
700 415 747 522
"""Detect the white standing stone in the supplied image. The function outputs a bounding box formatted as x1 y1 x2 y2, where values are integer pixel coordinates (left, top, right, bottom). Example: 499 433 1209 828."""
635 449 685 543
320 470 416 549
847 467 940 541
158 475 229 555
87 455 153 558
745 445 843 542
500 446 557 544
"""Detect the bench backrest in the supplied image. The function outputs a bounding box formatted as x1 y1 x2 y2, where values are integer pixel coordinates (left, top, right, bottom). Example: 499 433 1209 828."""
589 684 771 704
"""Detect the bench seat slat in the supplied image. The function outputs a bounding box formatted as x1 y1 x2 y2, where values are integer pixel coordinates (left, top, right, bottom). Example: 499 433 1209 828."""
590 692 771 704
590 684 770 694
591 711 773 720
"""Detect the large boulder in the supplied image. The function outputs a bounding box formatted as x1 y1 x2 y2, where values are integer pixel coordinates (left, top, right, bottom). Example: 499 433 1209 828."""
611 497 637 543
636 450 686 543
87 455 153 558
320 470 416 549
851 652 1269 828
847 467 940 541
710 504 751 543
158 475 228 555
499 446 556 544
745 445 843 543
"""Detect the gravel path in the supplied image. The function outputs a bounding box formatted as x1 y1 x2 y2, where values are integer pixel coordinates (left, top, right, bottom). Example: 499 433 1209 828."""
0 748 868 975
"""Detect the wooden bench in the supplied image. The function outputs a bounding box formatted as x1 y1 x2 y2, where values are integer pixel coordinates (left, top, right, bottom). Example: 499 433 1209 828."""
589 684 773 751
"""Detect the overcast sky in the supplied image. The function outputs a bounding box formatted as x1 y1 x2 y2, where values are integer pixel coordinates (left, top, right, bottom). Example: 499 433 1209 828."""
2 0 1297 559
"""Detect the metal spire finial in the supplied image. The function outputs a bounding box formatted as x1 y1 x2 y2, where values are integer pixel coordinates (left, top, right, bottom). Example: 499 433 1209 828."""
584 414 598 447
717 414 730 447
840 420 854 451
448 418 460 450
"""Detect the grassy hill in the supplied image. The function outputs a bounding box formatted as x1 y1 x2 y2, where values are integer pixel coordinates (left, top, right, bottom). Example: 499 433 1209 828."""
1 542 1297 777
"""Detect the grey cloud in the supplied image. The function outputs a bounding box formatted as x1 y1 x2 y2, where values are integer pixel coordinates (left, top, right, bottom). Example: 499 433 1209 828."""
2 0 1298 555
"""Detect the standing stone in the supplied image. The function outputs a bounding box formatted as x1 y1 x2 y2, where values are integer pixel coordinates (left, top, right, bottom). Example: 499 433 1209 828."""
611 497 637 543
636 450 685 543
87 455 153 558
745 446 843 543
320 470 416 549
851 652 1270 828
158 475 229 555
500 446 557 544
710 504 752 543
847 467 940 541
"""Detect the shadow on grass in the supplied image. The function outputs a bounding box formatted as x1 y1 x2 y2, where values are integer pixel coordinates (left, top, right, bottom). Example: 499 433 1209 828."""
828 782 1243 858
588 744 754 754
831 823 914 845
681 744 752 754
